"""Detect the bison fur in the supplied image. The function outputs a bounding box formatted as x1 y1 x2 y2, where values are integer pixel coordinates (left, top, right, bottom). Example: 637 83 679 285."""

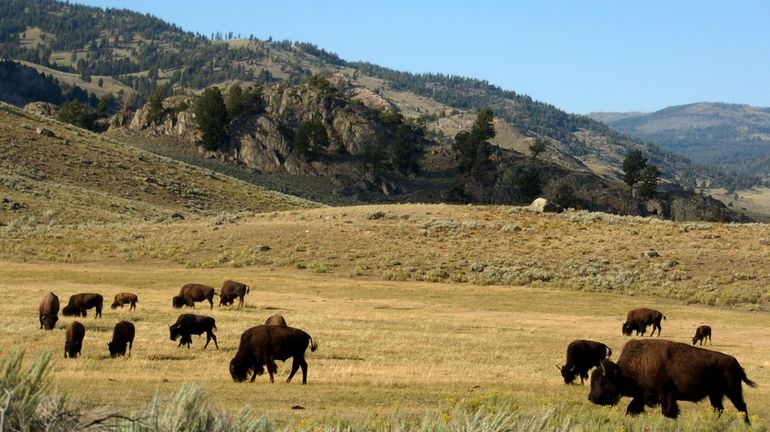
588 339 757 424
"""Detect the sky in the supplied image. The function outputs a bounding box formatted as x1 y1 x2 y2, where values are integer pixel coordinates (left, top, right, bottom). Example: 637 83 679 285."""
73 0 770 114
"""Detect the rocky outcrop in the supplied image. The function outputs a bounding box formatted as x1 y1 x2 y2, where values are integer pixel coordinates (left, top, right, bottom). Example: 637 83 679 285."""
24 102 58 117
127 97 199 142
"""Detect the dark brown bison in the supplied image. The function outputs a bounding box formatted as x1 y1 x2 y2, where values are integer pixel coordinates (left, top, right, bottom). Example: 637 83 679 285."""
622 308 665 337
219 280 249 307
169 314 218 349
111 293 138 311
62 293 103 318
692 325 712 345
39 292 60 330
230 325 318 384
588 339 757 424
64 321 85 358
108 320 135 357
264 314 287 326
559 340 612 384
172 283 216 309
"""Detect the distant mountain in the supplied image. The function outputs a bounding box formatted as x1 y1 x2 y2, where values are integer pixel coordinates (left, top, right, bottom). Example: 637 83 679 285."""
591 103 770 180
0 0 742 220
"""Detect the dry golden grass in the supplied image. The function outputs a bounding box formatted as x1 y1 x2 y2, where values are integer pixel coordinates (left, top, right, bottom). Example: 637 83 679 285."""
14 60 133 97
2 202 770 428
1 261 768 429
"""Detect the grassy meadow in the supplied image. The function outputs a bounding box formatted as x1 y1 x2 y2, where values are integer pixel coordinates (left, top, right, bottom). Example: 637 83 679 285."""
2 204 770 430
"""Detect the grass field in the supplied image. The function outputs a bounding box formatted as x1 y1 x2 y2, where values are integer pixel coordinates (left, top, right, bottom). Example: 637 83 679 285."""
2 206 770 429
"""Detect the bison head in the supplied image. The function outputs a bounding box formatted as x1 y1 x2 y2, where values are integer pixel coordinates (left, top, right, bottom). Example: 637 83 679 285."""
229 358 249 382
107 341 125 357
621 322 633 336
111 302 120 310
172 296 185 308
62 305 79 317
169 324 180 341
560 365 577 384
588 360 623 406
41 314 58 330
65 341 80 358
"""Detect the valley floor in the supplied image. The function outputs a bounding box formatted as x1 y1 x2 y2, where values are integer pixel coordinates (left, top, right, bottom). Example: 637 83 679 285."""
2 261 768 429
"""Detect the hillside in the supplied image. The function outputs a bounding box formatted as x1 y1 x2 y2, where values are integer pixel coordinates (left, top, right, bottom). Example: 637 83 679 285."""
0 0 743 221
0 102 317 226
591 103 770 182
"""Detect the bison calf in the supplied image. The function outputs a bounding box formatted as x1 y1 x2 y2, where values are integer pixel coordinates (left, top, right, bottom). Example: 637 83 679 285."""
264 314 287 326
169 314 218 349
108 321 135 357
692 325 712 345
39 292 60 330
622 308 665 337
230 325 317 384
64 321 86 358
172 283 216 309
219 280 249 307
588 339 757 424
62 293 103 318
559 340 612 384
111 293 138 311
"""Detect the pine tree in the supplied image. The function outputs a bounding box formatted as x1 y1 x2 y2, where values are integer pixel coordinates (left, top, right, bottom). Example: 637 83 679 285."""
193 87 228 151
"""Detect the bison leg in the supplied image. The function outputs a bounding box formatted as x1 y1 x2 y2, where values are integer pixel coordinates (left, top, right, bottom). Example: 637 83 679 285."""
626 397 645 416
267 360 278 383
660 393 679 419
725 390 750 424
709 393 724 415
204 331 218 350
287 358 300 383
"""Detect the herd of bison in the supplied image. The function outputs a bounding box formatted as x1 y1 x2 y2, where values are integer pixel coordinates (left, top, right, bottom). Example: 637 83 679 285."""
37 282 758 424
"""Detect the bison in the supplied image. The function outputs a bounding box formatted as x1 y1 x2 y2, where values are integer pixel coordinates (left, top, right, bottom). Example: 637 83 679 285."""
622 308 665 337
108 320 135 357
64 321 85 358
219 280 249 307
172 283 216 309
229 325 317 384
39 292 60 330
264 314 287 326
169 314 218 349
692 325 712 345
559 340 612 384
588 339 757 424
111 293 138 311
62 293 103 318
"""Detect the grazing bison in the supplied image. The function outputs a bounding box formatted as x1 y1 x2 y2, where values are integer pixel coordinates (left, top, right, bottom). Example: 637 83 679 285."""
219 280 249 307
62 293 103 318
622 308 665 337
230 325 318 384
588 339 757 424
692 325 712 345
39 292 60 330
172 283 216 309
264 314 287 326
64 321 85 358
108 321 135 357
111 293 138 311
560 340 612 384
169 314 218 349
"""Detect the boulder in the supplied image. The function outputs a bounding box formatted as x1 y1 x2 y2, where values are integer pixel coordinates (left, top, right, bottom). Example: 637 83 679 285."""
528 198 563 213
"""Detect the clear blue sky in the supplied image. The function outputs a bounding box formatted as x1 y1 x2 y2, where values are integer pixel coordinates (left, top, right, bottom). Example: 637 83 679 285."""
74 0 770 114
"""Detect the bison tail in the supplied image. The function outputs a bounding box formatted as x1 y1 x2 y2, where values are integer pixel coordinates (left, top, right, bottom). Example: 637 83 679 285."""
310 337 318 352
246 285 250 294
662 315 667 320
606 346 612 358
743 373 759 389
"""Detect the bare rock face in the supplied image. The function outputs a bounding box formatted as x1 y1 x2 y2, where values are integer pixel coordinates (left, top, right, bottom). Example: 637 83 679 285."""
24 102 58 117
128 97 200 142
